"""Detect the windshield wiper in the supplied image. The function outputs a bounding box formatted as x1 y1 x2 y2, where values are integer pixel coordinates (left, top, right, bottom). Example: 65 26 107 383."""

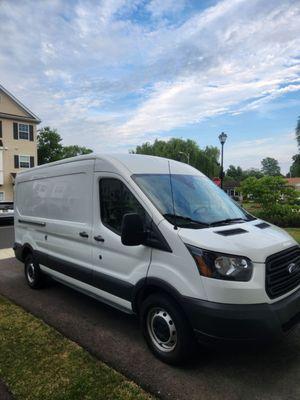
209 217 248 227
163 213 210 227
163 214 254 228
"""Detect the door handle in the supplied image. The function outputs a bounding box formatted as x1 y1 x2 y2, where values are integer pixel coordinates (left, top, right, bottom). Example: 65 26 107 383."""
79 231 89 238
94 235 105 242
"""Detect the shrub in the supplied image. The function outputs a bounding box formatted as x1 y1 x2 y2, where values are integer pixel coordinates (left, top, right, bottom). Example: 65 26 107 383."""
239 175 300 227
239 176 298 208
253 204 300 228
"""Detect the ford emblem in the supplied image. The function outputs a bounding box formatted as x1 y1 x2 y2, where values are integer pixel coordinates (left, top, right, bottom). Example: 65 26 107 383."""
288 263 299 274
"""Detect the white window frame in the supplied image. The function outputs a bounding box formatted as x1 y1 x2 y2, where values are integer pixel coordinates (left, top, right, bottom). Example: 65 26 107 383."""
18 123 29 140
19 155 31 169
0 192 4 202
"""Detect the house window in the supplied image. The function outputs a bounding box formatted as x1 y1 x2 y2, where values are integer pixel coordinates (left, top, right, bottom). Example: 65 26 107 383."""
18 124 29 140
14 155 34 169
19 155 30 168
0 192 4 202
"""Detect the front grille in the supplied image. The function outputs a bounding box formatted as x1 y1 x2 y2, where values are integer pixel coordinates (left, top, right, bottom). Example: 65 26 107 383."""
266 246 300 299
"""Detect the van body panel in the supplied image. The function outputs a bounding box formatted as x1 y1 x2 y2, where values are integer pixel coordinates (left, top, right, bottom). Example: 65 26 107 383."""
200 261 267 304
15 159 95 282
14 153 300 348
40 265 133 312
105 154 206 176
178 220 297 264
148 220 208 299
91 171 152 290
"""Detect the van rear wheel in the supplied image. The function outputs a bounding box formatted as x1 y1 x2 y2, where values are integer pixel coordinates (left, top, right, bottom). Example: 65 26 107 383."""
24 254 46 289
140 293 195 365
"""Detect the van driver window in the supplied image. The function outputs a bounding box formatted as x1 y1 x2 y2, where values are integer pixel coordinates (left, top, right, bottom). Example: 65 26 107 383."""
99 178 146 234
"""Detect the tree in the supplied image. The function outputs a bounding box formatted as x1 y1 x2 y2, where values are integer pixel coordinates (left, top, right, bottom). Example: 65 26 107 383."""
290 154 300 177
243 168 264 179
61 145 93 159
37 126 93 165
289 116 300 177
226 165 244 181
239 176 297 209
131 138 220 178
203 146 220 164
224 165 263 187
261 157 281 176
37 127 63 165
296 116 300 151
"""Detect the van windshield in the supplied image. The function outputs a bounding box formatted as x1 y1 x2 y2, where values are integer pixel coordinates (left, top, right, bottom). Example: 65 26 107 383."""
132 174 254 228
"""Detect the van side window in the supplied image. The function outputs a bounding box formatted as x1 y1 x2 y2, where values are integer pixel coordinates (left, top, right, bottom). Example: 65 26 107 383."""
99 178 146 234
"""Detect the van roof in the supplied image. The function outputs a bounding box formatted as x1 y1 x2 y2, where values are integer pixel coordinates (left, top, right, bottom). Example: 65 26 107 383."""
17 153 205 177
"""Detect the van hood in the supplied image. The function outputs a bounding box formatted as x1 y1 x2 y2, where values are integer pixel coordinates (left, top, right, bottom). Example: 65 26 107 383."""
178 220 298 263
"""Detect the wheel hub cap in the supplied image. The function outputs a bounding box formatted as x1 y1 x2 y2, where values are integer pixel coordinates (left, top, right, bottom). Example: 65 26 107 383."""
27 263 35 284
147 308 177 352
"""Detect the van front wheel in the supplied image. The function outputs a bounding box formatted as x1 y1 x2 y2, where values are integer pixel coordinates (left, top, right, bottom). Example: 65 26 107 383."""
24 254 46 289
140 294 194 365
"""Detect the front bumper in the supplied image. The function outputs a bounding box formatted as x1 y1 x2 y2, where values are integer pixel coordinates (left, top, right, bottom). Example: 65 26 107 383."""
181 287 300 343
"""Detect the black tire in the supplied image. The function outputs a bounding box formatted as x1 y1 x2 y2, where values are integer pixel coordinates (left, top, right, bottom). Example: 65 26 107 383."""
140 293 195 365
24 254 46 289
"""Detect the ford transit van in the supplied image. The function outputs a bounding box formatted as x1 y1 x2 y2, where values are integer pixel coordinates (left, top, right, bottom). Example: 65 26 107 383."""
14 154 300 364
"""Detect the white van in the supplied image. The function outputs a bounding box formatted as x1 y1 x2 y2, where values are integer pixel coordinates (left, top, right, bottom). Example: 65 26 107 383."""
14 154 300 364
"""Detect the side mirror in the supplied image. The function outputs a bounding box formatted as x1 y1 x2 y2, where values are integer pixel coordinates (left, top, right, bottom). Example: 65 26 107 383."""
121 213 146 246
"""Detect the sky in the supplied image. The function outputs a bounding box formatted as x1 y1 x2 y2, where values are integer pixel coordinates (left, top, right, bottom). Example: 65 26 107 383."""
0 0 299 174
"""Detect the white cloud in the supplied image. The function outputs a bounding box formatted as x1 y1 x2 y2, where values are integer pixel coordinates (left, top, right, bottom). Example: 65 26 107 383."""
116 0 300 137
225 133 296 174
0 0 299 171
146 0 186 18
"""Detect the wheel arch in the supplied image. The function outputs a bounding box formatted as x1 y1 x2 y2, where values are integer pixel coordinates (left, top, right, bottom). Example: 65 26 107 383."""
132 277 184 315
19 243 34 262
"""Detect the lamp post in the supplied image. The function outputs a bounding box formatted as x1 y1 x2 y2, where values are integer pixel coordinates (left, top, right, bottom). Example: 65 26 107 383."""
179 151 190 164
218 132 227 189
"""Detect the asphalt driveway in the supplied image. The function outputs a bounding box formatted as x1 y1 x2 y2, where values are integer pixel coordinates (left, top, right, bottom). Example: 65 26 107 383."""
0 381 13 400
1 253 300 400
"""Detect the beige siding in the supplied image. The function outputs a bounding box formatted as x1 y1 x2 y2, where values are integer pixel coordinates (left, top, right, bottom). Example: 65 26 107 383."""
0 91 39 202
0 90 32 118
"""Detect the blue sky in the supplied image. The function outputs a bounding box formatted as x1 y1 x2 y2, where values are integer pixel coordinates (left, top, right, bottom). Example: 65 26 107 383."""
0 0 299 173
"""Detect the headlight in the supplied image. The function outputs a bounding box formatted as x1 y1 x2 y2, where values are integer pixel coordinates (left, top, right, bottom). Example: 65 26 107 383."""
185 244 253 282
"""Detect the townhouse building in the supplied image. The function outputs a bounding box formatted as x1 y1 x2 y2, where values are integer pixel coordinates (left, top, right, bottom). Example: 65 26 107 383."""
0 84 40 202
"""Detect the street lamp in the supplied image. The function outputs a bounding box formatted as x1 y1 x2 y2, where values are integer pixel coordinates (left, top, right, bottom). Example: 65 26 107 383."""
179 151 190 164
218 132 227 189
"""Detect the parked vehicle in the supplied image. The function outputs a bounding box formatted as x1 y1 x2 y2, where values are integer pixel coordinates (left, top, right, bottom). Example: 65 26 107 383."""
14 154 300 364
0 202 14 225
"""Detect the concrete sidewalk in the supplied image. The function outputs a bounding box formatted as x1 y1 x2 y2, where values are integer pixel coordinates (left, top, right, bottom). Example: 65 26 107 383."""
0 248 14 260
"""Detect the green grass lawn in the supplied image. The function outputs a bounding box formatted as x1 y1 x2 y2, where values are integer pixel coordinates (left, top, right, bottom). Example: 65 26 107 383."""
0 296 153 400
285 228 300 244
